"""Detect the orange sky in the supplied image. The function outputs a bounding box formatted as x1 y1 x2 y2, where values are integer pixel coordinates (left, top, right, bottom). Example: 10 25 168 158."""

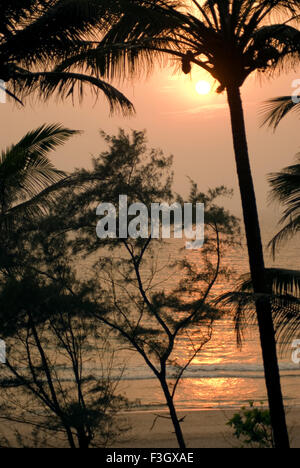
1 65 299 227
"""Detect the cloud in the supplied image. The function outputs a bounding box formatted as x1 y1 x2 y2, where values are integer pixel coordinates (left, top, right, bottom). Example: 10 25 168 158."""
162 102 228 116
162 99 258 117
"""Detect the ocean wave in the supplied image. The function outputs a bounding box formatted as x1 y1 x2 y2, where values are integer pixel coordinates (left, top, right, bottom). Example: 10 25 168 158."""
50 362 300 382
119 362 300 381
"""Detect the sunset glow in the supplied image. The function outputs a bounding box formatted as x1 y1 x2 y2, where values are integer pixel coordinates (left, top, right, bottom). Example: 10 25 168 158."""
1 0 300 450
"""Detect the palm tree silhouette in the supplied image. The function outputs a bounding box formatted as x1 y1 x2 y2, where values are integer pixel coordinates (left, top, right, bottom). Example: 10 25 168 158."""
217 267 300 364
0 123 79 229
261 94 300 288
0 0 133 113
220 156 300 369
259 93 300 352
218 155 300 402
91 0 300 447
266 159 300 352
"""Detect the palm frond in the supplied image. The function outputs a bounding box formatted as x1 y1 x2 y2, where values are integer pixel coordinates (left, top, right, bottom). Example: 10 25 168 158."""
0 0 41 37
10 71 134 115
0 123 79 210
0 159 125 229
54 39 177 82
216 267 300 352
236 268 300 296
269 155 300 205
266 268 300 296
268 155 300 254
1 169 105 223
268 216 300 256
1 0 124 65
0 0 138 111
261 96 300 129
92 1 187 80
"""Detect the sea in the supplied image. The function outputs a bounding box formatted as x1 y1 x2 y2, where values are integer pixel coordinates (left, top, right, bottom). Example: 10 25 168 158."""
106 219 300 412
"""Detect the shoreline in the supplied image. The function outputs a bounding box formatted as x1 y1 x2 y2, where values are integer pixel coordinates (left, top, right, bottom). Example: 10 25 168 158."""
115 407 300 448
121 403 300 414
0 406 298 448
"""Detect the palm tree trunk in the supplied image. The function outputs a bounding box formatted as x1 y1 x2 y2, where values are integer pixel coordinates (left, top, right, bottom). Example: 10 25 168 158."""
226 85 290 449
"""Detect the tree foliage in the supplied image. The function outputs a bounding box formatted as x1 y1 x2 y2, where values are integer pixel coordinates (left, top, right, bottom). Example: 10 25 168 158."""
0 123 81 230
268 154 300 255
88 0 300 91
0 128 240 448
0 230 129 448
0 0 134 113
227 402 274 449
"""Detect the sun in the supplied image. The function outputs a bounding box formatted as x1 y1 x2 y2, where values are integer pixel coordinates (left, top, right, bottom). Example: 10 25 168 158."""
195 80 211 95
